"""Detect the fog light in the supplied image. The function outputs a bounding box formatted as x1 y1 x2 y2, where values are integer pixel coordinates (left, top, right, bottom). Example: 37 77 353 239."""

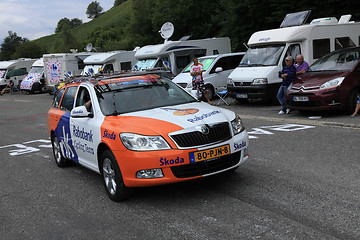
136 169 164 178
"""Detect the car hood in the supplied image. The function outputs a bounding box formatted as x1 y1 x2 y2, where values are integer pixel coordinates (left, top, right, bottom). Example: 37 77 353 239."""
173 72 191 84
105 102 235 135
228 66 274 81
293 71 348 87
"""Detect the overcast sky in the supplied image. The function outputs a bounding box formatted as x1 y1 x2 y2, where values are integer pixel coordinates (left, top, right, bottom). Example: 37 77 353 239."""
0 0 114 44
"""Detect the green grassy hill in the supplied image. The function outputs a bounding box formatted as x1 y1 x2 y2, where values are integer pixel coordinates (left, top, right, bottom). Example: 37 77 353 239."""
34 0 134 53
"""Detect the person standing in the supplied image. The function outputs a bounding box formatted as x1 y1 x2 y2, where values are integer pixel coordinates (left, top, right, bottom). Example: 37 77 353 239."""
277 56 296 114
190 57 213 105
294 54 309 75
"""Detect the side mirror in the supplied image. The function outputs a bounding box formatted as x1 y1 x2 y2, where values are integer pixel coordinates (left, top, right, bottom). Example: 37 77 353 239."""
215 67 223 73
71 106 93 118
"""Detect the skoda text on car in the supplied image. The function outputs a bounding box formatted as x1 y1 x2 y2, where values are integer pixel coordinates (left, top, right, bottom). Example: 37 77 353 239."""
47 73 250 201
286 47 360 113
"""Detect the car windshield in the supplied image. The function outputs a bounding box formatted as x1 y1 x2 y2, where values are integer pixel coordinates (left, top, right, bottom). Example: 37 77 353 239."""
240 45 284 66
134 59 157 70
182 58 216 73
96 75 197 115
29 66 43 74
309 49 360 72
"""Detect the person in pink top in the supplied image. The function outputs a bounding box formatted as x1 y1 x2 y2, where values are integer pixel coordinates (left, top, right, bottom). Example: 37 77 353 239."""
190 57 213 105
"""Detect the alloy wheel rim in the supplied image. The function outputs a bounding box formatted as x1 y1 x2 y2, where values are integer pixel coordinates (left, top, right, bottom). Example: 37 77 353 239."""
103 158 117 195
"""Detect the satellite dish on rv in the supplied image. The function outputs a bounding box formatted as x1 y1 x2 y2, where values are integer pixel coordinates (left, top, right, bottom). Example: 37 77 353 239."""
159 22 174 42
86 43 93 52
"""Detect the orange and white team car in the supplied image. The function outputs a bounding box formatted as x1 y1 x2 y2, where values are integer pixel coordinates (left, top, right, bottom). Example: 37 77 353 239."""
47 72 249 201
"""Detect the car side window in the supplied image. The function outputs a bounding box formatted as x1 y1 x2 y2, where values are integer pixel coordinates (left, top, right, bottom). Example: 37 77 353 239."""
60 86 77 112
75 87 92 112
210 57 227 74
52 89 65 109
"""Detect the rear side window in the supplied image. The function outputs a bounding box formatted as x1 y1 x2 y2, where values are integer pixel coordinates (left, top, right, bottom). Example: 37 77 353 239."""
52 89 65 109
60 87 77 112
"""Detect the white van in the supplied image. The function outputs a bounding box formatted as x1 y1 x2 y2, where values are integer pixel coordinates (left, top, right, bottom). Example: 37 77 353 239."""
134 37 231 76
227 12 360 103
20 58 45 93
0 59 36 88
43 53 92 92
173 52 245 99
82 50 136 75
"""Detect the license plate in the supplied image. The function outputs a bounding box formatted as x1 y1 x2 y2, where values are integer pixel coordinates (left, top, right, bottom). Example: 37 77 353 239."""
236 93 248 99
189 144 230 163
293 96 309 102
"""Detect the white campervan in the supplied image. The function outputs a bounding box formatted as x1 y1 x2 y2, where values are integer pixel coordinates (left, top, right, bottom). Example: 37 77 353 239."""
20 58 45 93
227 11 360 103
134 37 231 76
82 50 136 75
0 59 36 88
43 53 92 92
173 52 245 99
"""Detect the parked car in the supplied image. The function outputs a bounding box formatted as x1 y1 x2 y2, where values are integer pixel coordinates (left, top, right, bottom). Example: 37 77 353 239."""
173 52 245 99
47 72 250 201
286 46 360 113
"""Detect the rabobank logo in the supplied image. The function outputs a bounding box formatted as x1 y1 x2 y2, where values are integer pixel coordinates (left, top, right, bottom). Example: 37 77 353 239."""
258 37 270 42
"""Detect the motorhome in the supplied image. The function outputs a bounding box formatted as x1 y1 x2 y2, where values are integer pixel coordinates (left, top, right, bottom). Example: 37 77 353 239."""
43 53 92 92
82 50 136 75
20 58 45 93
134 37 231 76
0 59 37 88
227 11 360 103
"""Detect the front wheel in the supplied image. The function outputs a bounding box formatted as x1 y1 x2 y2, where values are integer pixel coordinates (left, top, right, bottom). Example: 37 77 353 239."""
347 88 360 114
101 150 133 201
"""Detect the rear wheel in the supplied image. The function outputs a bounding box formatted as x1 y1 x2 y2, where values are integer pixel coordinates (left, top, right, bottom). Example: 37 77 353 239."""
101 150 133 201
347 88 360 114
51 134 67 167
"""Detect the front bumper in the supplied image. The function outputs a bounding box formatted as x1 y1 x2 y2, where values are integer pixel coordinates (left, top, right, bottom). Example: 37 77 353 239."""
227 83 281 100
286 88 346 111
115 130 249 187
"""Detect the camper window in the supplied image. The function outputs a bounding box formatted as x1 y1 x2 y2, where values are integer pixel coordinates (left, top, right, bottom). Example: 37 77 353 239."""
313 39 330 59
120 62 132 71
176 56 189 69
103 64 114 74
335 37 356 51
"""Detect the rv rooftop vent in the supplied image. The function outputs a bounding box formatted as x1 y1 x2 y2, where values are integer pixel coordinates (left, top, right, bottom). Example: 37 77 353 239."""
280 10 311 28
338 14 352 24
179 35 191 41
310 17 338 25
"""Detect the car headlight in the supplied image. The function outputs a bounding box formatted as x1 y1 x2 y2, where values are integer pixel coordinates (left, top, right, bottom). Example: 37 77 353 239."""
227 78 234 85
231 115 245 135
120 133 170 151
319 77 344 90
252 78 268 85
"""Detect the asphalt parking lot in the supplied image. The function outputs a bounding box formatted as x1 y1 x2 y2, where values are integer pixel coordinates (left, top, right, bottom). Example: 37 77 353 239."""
1 92 360 240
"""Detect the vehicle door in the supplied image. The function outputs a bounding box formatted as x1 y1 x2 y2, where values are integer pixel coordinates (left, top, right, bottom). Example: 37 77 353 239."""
282 44 301 67
53 86 79 162
70 86 103 172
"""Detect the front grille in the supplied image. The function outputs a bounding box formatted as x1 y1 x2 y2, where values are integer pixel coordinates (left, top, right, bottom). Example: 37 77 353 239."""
170 122 231 148
234 82 251 86
170 151 241 178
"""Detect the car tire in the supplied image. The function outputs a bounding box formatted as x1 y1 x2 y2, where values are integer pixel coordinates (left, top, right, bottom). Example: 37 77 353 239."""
347 88 360 114
51 134 67 167
101 150 133 202
205 85 215 100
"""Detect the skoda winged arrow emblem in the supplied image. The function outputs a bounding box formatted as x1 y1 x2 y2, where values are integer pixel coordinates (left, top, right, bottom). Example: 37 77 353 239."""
201 125 210 135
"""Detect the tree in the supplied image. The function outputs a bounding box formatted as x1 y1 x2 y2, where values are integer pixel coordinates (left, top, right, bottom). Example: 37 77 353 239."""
55 18 72 33
86 1 103 19
114 0 126 7
12 41 44 59
0 31 27 60
70 18 83 28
